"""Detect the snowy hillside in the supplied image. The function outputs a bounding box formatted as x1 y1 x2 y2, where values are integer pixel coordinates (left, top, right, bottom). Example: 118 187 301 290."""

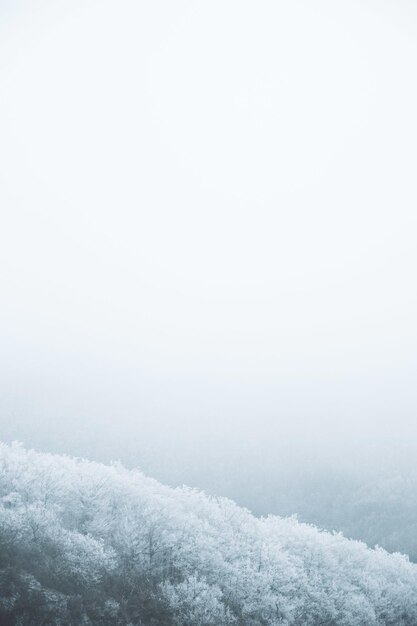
1 442 417 626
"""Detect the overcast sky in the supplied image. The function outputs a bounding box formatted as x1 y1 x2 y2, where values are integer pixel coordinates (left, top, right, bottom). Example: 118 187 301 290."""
1 0 417 447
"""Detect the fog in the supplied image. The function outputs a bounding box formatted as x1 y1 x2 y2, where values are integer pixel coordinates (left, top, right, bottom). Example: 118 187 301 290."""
1 0 417 500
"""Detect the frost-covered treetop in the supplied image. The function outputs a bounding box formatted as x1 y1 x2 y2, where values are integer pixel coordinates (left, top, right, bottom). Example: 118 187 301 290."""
0 441 416 625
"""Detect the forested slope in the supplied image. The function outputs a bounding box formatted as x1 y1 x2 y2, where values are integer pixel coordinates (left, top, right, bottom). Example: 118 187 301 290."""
1 442 417 625
4 419 416 562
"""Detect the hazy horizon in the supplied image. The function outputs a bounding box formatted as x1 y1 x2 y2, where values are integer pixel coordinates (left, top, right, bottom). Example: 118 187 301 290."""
1 0 417 466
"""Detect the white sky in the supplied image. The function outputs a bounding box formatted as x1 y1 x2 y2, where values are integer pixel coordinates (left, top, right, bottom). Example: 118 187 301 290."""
1 0 417 444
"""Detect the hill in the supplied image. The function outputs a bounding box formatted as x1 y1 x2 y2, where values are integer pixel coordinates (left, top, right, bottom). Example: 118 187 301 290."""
1 442 417 625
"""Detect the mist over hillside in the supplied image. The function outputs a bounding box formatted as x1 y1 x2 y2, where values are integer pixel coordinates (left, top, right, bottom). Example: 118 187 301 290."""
2 442 417 626
1 0 417 622
2 404 417 563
